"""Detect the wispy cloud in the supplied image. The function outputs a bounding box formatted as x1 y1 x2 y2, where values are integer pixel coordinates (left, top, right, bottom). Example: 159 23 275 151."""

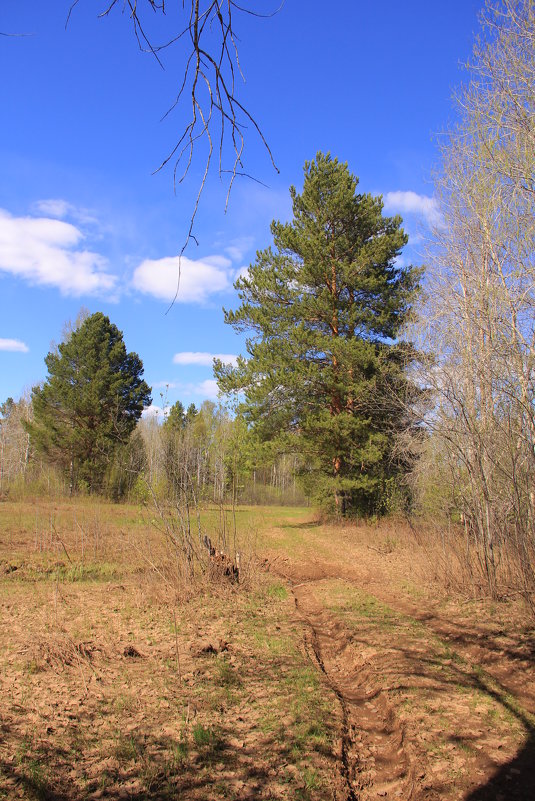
233 183 292 227
194 379 220 400
33 199 98 225
0 338 29 353
132 254 232 304
202 255 232 270
0 208 117 297
152 380 179 390
224 236 255 263
383 191 442 228
173 351 238 367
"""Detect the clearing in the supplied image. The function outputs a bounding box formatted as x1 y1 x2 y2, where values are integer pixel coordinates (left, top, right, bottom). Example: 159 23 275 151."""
0 500 534 800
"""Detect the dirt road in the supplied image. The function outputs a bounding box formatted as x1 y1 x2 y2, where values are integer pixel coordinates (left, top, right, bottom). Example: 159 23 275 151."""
267 518 535 801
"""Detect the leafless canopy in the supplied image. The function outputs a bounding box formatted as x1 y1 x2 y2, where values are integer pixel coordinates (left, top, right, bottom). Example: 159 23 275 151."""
409 0 535 606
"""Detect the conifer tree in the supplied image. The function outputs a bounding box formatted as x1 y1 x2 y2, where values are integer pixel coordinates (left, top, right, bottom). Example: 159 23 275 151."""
185 403 198 426
215 153 420 515
164 400 186 432
28 312 151 493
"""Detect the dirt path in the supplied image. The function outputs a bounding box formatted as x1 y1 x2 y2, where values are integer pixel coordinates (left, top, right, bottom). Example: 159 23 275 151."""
267 527 535 801
295 575 417 801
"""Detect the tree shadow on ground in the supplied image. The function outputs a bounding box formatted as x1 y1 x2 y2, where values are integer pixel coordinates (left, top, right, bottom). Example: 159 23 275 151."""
330 597 535 800
465 730 535 800
461 665 535 800
0 641 338 801
282 519 322 529
383 598 535 718
0 717 330 800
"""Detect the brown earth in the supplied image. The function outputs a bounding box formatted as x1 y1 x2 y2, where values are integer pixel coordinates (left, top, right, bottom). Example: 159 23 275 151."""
0 501 534 800
0 501 338 801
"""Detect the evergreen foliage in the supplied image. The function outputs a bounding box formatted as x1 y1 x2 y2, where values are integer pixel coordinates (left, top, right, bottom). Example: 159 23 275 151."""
164 400 186 432
216 153 421 515
185 403 198 425
0 398 15 419
27 312 151 493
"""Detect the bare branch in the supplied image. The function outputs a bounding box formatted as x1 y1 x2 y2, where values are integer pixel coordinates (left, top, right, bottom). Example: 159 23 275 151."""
66 0 282 308
0 30 33 37
411 0 535 605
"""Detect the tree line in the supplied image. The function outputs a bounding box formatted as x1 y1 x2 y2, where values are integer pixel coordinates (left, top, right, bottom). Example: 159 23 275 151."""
0 351 305 507
1 150 419 517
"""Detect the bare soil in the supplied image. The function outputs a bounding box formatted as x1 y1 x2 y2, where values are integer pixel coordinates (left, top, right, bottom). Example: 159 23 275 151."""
267 515 535 800
0 501 534 800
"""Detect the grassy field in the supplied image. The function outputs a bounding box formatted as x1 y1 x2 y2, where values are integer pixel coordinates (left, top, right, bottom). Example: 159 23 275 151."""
0 500 339 801
1 498 534 800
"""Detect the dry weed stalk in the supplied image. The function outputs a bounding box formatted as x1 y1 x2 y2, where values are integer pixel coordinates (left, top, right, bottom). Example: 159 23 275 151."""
134 472 247 600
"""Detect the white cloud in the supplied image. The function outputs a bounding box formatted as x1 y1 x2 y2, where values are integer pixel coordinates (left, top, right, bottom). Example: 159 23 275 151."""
173 351 238 367
0 209 117 297
132 254 231 304
235 265 250 282
142 404 167 420
0 338 29 353
195 379 220 400
150 380 222 402
383 191 442 228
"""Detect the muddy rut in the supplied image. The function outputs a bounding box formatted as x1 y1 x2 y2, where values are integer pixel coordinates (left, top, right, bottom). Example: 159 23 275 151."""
291 572 418 801
269 546 535 801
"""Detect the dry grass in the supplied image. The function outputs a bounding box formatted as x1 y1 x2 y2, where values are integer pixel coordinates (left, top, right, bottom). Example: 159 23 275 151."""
0 498 338 801
1 498 534 800
260 513 535 800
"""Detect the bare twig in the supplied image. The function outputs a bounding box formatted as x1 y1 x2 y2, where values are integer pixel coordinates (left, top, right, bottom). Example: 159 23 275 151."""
173 608 182 679
68 0 282 308
0 31 34 37
51 523 73 564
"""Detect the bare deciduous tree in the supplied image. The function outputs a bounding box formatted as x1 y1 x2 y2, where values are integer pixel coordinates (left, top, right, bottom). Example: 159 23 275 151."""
0 395 33 493
412 0 535 605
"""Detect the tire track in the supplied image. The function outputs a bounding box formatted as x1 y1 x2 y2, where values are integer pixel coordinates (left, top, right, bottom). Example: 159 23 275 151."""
266 534 535 801
291 576 418 801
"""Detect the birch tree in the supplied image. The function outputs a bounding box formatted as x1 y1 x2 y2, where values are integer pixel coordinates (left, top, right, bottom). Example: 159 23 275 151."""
417 0 535 601
0 396 32 493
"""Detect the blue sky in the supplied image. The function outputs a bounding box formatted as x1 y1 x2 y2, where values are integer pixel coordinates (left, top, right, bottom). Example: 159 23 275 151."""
0 0 482 416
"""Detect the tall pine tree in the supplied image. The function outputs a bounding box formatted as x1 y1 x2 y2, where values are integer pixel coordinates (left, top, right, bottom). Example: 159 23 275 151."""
215 153 420 515
28 312 151 493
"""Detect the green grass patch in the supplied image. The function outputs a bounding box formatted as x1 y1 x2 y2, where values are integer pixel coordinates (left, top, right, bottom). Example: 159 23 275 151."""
113 734 141 763
51 562 118 582
324 580 398 629
266 580 288 600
